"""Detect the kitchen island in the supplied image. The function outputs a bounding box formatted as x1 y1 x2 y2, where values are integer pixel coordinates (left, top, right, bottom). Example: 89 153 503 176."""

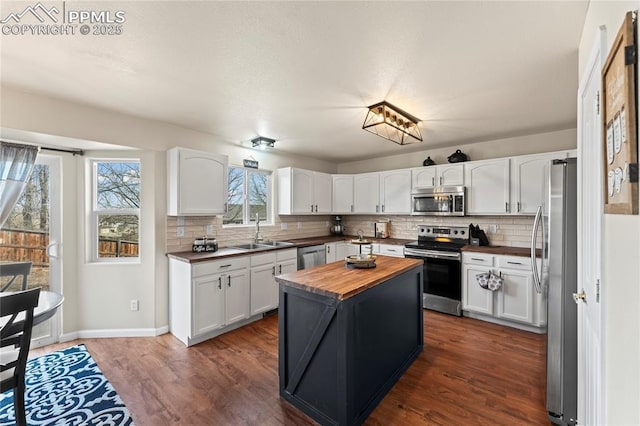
275 255 423 426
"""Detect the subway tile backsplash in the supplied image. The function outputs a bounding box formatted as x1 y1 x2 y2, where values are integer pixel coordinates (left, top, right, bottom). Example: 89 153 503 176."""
341 215 540 248
166 215 334 253
166 214 540 253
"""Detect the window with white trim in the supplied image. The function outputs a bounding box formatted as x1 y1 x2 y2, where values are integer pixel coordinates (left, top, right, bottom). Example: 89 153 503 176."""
91 160 140 261
223 167 272 225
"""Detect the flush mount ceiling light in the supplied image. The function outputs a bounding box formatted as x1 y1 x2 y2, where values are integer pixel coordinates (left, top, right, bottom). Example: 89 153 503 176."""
251 136 276 150
362 101 422 145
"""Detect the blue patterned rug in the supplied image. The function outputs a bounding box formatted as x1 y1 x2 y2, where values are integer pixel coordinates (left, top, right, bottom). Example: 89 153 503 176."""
0 344 134 425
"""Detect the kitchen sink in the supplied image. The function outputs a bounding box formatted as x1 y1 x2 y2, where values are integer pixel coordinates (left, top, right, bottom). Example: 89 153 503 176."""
230 241 294 251
259 241 294 247
231 243 270 250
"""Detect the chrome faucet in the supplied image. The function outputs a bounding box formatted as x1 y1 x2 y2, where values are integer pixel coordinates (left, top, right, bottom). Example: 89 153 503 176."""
254 213 263 243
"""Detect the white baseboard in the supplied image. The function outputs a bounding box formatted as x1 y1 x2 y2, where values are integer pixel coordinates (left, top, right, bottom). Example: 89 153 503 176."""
60 325 169 341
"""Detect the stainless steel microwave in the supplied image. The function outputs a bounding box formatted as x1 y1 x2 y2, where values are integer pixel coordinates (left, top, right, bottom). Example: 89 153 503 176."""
411 186 465 216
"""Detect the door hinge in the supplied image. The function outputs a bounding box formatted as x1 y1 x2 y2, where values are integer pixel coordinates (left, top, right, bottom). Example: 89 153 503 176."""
596 279 600 303
625 45 637 65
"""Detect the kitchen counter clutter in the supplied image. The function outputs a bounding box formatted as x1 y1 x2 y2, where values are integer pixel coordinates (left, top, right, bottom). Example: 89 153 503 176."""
167 235 411 263
276 256 423 425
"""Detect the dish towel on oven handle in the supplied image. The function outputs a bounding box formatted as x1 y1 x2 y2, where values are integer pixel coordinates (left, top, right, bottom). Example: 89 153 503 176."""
475 271 503 291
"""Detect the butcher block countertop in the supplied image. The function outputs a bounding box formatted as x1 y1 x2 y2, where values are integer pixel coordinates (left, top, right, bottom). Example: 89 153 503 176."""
461 245 541 257
275 255 423 301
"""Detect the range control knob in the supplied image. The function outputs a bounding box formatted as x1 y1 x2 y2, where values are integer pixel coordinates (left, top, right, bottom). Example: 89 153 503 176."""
453 230 458 235
426 228 431 233
461 230 466 235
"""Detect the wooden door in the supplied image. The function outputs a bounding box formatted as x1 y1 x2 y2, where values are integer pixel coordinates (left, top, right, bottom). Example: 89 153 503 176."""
576 27 606 425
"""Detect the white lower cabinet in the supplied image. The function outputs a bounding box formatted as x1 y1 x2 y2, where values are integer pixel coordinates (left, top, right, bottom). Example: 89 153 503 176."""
170 248 297 347
192 273 226 336
462 252 545 331
375 243 404 257
224 269 250 324
325 242 337 263
250 249 297 316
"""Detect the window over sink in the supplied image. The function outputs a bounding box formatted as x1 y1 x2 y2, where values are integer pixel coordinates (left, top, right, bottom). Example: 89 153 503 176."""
223 167 272 226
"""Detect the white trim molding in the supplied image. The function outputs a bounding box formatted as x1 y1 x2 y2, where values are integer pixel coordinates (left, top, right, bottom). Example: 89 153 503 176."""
60 325 169 342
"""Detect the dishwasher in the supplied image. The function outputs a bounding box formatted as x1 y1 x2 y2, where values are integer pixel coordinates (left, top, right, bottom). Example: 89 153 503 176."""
297 244 326 270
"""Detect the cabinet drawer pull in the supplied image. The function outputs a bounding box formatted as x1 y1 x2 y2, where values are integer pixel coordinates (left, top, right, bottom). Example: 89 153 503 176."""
439 176 443 186
387 249 397 252
471 258 486 261
432 177 435 186
279 264 282 274
507 261 523 265
315 205 318 212
505 202 509 212
218 277 222 289
272 266 276 276
311 204 314 213
219 264 232 268
517 201 521 212
227 275 231 287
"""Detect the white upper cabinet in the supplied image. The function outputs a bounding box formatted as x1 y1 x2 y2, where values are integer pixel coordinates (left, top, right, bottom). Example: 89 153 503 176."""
167 147 228 216
353 172 380 214
277 167 332 214
510 151 568 214
313 171 333 213
379 169 411 214
332 175 354 214
411 164 464 189
464 158 510 215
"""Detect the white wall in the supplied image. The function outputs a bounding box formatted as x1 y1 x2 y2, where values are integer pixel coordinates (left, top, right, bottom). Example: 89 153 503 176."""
0 87 338 337
578 1 640 424
337 128 576 173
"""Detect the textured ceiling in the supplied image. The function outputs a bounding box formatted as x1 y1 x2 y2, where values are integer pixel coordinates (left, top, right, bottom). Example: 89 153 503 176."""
0 1 589 161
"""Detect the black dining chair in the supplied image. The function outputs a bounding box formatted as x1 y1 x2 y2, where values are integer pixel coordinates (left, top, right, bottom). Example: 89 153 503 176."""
0 287 40 426
0 262 32 292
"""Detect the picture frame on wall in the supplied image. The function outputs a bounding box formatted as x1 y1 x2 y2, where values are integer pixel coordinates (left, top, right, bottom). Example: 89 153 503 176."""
602 11 639 215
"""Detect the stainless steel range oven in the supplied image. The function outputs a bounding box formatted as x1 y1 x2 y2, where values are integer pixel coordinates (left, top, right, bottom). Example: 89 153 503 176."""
404 225 468 316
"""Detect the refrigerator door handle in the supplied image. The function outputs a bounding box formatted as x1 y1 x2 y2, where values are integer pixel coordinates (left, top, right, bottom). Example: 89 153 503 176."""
531 205 542 293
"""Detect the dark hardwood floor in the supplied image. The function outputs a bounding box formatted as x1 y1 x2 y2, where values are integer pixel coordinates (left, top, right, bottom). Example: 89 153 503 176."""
32 310 548 425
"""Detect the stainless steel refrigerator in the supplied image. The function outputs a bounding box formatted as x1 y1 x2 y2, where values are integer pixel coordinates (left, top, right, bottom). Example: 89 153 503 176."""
531 158 578 426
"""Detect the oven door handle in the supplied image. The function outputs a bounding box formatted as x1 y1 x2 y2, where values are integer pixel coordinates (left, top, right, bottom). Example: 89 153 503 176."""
404 249 461 261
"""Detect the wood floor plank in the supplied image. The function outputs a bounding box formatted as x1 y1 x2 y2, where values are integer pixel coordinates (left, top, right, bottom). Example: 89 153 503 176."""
31 310 549 425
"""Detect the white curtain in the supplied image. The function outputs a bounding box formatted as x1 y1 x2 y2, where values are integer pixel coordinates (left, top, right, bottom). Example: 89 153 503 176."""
0 142 39 228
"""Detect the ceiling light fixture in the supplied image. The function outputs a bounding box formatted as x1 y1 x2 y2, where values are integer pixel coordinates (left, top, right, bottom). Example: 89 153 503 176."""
362 101 422 145
251 136 276 150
